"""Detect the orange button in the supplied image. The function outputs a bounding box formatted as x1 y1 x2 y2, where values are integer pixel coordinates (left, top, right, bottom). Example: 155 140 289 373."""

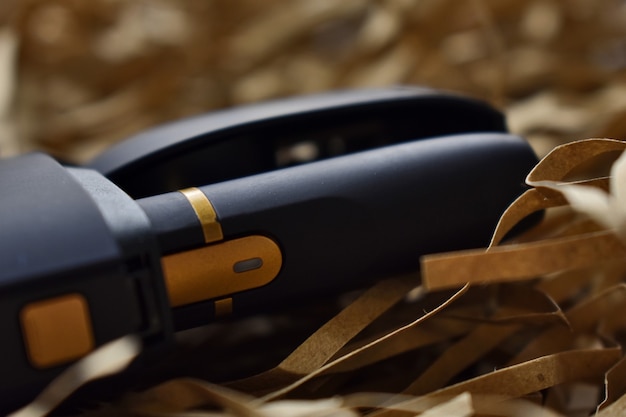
162 235 282 307
21 293 95 368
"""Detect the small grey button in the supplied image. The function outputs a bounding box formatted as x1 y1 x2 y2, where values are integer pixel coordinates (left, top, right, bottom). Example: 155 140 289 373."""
233 257 264 273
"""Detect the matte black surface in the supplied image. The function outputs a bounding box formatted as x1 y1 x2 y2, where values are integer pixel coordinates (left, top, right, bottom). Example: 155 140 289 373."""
137 191 205 254
0 154 120 285
89 87 507 198
148 133 538 327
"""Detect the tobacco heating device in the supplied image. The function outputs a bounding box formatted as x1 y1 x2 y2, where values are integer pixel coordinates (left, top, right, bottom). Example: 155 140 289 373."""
0 87 538 411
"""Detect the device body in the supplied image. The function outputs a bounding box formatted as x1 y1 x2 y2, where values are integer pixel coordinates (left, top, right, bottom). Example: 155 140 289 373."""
137 133 537 329
0 87 538 412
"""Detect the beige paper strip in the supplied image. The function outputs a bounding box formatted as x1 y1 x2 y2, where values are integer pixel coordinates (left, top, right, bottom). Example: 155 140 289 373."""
9 336 141 417
442 283 566 325
600 357 626 411
590 259 626 293
372 348 621 417
341 392 447 414
489 188 567 247
350 393 564 417
506 326 575 368
260 285 469 402
119 287 470 416
506 284 626 367
325 319 473 374
329 283 565 379
226 274 419 394
432 348 621 398
124 378 263 416
405 284 566 395
404 323 520 395
422 230 626 290
526 138 626 184
535 266 600 304
599 394 626 417
310 283 565 394
490 179 608 248
470 394 566 417
257 397 356 417
566 284 626 332
279 275 418 375
417 392 473 417
488 139 620 249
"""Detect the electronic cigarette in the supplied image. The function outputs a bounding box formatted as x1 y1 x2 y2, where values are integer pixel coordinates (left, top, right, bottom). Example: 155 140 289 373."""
0 87 537 412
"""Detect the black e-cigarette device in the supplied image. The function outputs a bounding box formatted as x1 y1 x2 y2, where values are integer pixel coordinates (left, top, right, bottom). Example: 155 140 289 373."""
0 87 538 412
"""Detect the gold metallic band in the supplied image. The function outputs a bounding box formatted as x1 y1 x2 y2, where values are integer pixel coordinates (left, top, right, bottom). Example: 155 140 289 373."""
180 187 223 243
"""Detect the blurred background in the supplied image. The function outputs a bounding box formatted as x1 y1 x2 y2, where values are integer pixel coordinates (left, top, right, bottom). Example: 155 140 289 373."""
1 0 626 162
